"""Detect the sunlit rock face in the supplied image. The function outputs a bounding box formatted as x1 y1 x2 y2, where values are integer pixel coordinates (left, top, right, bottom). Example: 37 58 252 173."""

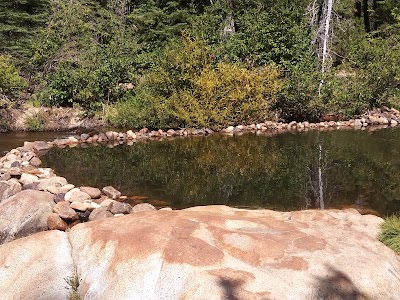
67 206 400 299
1 206 399 300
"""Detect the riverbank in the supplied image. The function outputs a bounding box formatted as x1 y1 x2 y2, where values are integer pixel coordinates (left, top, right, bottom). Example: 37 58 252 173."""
1 106 399 135
0 107 104 132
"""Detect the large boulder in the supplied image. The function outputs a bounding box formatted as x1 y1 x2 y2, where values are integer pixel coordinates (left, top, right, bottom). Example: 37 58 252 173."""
0 190 55 244
66 206 400 300
0 230 74 299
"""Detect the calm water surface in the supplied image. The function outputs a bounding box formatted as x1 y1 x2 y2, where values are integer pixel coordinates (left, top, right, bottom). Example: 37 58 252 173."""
0 131 71 154
40 128 400 216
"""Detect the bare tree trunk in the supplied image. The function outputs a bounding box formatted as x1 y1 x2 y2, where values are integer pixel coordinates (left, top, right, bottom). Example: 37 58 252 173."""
320 0 334 74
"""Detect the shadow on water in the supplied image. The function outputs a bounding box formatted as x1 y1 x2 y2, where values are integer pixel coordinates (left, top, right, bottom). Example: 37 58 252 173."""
313 266 368 300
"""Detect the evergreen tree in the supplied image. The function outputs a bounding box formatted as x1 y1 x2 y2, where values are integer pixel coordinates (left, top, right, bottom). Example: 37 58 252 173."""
0 0 50 64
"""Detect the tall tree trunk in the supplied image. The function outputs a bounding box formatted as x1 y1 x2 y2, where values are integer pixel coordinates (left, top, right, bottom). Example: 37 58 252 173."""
363 0 371 32
314 0 334 73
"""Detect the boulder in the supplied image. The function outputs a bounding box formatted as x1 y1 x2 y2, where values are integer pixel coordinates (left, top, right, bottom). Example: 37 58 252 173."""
66 207 400 300
0 179 22 202
0 190 54 244
47 213 68 231
80 186 102 199
36 176 68 191
131 202 156 213
0 231 74 299
102 186 121 199
19 173 39 186
70 201 92 212
53 201 79 222
108 201 132 214
29 157 42 167
65 188 91 202
89 207 113 221
32 141 51 152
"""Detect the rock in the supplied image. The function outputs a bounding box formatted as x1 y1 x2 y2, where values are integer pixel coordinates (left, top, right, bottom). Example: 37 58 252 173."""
47 213 68 231
29 157 42 167
108 201 132 214
46 185 68 194
105 131 114 140
390 119 398 126
0 179 22 202
354 119 363 127
102 186 121 199
89 207 113 221
131 202 156 213
0 231 74 300
53 201 79 222
77 209 91 221
80 133 90 141
0 172 10 181
80 186 101 199
99 198 114 207
36 176 68 191
65 188 91 202
32 141 51 152
0 190 54 244
70 201 92 212
64 206 400 300
19 173 39 185
126 130 136 139
54 193 66 203
139 128 148 134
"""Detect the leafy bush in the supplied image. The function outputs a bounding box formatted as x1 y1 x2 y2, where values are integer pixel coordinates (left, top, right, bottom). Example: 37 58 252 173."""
379 215 400 253
108 35 282 129
0 54 27 99
25 112 46 131
32 0 138 110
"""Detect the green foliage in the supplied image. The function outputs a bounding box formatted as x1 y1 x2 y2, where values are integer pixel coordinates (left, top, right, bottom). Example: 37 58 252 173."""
191 0 310 68
0 0 50 64
25 112 46 131
379 215 400 254
32 0 138 110
0 54 27 99
109 35 282 129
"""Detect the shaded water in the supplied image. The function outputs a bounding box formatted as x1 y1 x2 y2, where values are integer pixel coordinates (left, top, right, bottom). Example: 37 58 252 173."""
41 129 400 216
0 131 71 154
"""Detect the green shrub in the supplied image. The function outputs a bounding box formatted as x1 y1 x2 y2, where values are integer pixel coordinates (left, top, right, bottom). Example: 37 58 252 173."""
25 112 46 131
108 35 282 129
0 54 27 98
379 215 400 253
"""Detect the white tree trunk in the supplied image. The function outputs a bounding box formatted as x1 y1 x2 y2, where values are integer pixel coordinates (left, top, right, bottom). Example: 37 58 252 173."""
321 0 333 73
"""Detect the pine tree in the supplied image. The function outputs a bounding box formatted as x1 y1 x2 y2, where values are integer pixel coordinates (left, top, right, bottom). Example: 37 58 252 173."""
0 0 50 64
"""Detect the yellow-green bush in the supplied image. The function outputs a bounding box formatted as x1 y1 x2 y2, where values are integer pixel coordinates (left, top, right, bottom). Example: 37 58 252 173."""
109 35 282 129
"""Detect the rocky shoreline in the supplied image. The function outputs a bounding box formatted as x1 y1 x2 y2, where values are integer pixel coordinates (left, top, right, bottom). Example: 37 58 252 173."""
50 107 400 148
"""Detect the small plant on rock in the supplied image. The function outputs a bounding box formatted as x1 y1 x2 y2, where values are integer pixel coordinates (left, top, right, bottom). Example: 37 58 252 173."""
65 274 81 300
379 215 400 254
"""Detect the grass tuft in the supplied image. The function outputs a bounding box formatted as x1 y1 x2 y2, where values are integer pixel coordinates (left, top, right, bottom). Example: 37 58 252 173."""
378 215 400 254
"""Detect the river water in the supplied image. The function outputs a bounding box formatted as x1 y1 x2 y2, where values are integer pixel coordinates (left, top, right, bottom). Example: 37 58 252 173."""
29 128 400 216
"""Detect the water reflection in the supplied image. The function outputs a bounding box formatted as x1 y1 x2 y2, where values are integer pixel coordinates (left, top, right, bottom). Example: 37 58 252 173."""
41 129 400 216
